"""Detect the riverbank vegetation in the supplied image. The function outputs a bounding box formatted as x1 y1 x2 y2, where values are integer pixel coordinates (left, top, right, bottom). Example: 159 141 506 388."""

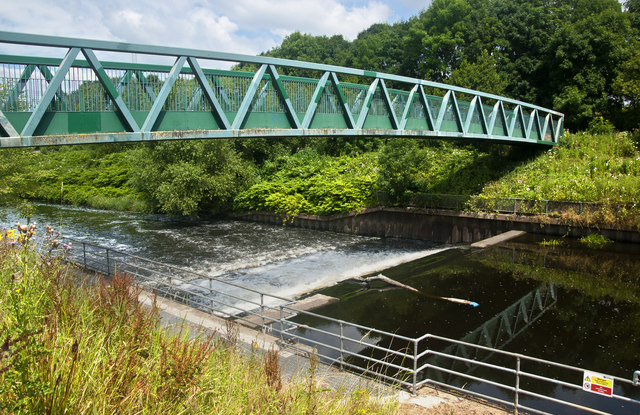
1 0 639 230
0 227 397 414
1 130 639 229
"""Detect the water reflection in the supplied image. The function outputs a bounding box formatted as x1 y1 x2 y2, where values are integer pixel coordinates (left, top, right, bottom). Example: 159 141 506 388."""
294 234 640 414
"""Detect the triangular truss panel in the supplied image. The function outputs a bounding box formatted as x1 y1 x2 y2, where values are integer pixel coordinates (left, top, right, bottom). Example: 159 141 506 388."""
400 88 431 131
311 79 350 129
280 75 316 118
387 88 408 121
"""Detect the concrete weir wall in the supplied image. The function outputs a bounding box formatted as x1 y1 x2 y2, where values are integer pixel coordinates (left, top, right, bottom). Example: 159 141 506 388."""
233 207 640 244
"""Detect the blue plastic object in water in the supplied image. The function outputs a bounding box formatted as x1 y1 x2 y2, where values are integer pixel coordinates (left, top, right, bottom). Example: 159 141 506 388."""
470 302 480 307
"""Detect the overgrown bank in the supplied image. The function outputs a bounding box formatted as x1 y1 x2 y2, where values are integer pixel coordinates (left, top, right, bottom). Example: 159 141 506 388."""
0 227 397 414
1 132 639 230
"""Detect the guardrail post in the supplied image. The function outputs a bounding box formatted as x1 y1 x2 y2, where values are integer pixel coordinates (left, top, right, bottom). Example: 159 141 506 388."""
260 294 265 329
413 339 419 395
515 356 521 415
209 278 214 313
105 248 110 277
339 322 344 370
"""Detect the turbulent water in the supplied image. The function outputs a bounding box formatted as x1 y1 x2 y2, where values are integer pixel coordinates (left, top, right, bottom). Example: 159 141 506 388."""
0 203 444 301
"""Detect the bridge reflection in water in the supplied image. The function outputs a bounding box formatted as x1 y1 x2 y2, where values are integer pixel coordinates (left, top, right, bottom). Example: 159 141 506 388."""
0 31 563 148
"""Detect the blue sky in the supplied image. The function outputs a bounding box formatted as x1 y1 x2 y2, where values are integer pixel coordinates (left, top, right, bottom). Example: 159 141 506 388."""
2 0 432 59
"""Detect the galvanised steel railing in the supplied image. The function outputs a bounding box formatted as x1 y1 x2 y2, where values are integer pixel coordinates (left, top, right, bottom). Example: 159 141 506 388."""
0 31 564 148
375 191 637 216
61 237 639 414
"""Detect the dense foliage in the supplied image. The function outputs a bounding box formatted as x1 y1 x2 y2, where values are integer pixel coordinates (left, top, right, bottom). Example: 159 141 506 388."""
234 150 377 217
261 0 639 132
128 141 257 216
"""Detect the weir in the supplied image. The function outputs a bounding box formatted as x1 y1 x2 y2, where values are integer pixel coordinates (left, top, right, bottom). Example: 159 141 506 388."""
0 31 564 148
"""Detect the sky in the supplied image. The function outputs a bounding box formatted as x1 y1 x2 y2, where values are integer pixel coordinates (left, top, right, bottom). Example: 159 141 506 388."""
1 0 431 63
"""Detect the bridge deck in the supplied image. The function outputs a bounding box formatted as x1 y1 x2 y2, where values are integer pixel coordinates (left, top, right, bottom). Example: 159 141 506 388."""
0 31 564 148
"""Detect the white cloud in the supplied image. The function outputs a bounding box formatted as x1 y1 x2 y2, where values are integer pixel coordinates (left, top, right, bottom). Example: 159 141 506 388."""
0 0 397 65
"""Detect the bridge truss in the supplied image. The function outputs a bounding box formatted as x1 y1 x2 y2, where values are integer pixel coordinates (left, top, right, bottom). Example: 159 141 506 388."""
0 31 564 148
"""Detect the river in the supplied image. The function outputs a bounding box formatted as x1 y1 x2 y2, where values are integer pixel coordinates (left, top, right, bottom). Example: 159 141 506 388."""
1 203 639 414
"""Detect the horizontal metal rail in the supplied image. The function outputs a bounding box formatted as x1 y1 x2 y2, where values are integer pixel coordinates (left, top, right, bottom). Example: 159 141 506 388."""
0 31 563 148
376 191 637 216
59 236 639 414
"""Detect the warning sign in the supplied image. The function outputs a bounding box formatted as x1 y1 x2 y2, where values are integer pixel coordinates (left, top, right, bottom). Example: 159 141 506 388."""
583 371 614 397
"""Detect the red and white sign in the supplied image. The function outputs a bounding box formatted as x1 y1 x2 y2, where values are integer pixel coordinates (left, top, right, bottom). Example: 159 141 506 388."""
583 371 614 397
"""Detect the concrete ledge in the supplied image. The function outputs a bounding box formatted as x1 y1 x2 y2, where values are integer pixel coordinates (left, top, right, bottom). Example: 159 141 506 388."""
470 230 527 248
233 208 640 244
138 289 283 352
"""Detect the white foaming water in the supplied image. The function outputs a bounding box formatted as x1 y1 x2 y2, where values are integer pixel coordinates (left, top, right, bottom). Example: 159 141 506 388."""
180 245 451 315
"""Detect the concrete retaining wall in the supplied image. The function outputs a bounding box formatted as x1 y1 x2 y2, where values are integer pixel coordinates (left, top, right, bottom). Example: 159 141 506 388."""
233 208 640 244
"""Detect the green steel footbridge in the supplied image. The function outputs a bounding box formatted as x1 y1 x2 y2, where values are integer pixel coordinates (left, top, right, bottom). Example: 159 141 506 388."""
0 31 564 148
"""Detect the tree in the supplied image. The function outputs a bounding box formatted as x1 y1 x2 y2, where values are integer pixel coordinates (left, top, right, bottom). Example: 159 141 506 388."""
542 1 633 130
129 140 257 216
446 50 508 97
612 40 640 130
351 22 410 76
260 32 352 78
404 0 501 81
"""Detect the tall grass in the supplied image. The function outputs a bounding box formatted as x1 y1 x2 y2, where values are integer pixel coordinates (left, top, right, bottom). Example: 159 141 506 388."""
0 226 398 414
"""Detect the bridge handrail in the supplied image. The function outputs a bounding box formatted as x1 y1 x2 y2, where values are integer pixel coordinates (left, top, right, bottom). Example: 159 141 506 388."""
0 30 563 116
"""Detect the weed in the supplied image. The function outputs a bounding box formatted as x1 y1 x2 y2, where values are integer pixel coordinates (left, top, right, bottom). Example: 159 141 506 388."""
539 239 565 248
579 233 613 249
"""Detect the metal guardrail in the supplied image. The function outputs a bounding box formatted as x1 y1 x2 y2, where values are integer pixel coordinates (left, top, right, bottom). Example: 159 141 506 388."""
0 31 563 148
62 237 640 414
376 191 636 216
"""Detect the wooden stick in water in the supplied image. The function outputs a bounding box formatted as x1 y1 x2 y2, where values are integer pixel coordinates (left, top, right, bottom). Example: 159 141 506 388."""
351 274 479 307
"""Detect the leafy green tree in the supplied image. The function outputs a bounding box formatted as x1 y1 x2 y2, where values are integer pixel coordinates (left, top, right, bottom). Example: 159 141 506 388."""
376 139 422 203
351 22 410 76
260 32 352 78
404 0 501 81
612 40 640 130
627 0 640 33
543 1 633 130
446 50 508 96
489 0 566 104
130 140 257 216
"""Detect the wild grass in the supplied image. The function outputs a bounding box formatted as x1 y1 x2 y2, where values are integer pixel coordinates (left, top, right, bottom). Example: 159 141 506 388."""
0 226 398 414
579 233 613 249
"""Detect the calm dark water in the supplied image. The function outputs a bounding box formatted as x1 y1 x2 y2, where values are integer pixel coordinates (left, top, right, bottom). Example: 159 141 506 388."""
295 233 640 414
2 203 639 413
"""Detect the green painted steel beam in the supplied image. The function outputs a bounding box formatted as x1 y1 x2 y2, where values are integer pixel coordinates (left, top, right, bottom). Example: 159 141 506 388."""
232 64 267 130
82 48 139 132
0 128 558 149
356 78 379 129
330 72 356 129
0 108 18 137
302 71 329 129
187 56 230 130
20 47 79 138
267 65 301 129
141 56 187 132
379 79 399 130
